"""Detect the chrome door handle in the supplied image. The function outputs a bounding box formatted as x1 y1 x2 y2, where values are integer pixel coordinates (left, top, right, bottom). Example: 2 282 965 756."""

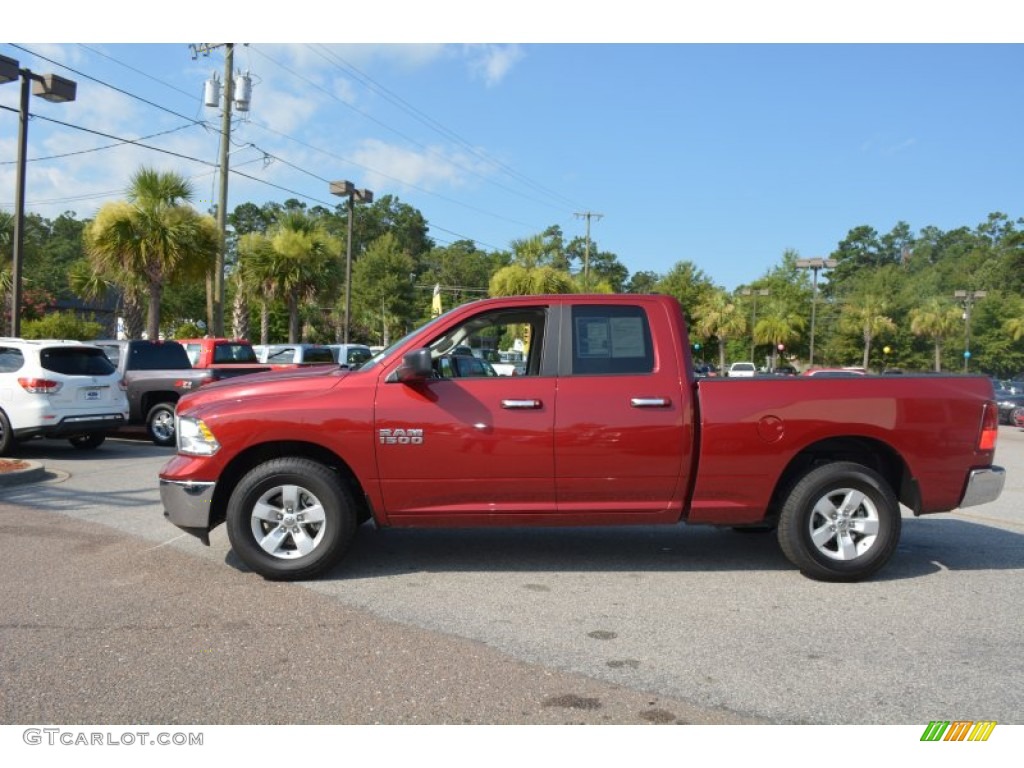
630 397 671 408
501 399 542 409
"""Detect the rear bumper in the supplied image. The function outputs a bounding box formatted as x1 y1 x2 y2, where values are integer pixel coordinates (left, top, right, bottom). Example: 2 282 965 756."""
160 478 217 536
959 466 1006 509
14 412 126 439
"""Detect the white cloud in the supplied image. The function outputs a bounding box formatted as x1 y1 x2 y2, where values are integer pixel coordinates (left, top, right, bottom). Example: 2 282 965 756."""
464 44 525 87
350 138 493 192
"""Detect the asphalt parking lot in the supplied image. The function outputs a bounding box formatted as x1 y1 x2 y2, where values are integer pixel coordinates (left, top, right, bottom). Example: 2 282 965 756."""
1 427 1022 727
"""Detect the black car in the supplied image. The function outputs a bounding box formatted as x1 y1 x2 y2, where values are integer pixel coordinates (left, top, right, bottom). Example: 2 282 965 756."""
994 389 1024 424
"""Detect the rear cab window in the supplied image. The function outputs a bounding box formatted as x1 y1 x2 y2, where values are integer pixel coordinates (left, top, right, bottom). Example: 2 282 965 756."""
570 304 654 375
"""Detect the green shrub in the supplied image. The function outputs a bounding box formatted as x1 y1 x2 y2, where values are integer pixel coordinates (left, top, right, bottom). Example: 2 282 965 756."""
20 311 104 341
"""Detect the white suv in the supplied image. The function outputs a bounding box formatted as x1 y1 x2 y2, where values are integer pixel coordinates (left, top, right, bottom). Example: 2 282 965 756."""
0 338 129 455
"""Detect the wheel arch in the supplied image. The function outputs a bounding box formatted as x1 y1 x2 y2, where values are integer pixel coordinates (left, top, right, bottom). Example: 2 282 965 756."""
209 440 372 529
766 436 918 523
141 391 180 418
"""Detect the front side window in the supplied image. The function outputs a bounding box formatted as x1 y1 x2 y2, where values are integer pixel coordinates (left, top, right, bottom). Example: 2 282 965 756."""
427 307 546 379
571 305 653 376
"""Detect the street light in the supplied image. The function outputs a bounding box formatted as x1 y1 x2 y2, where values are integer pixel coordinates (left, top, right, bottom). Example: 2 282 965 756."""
954 289 987 372
1 54 77 337
795 257 837 367
329 180 374 343
739 288 770 362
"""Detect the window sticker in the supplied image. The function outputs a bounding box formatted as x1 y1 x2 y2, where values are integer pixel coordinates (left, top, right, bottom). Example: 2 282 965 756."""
576 318 610 358
610 317 646 358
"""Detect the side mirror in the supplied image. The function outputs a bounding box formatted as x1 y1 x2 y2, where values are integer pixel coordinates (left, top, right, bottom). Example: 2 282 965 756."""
392 348 433 382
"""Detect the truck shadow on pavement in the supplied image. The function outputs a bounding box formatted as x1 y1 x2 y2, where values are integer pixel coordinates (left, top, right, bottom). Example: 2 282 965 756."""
223 515 1024 581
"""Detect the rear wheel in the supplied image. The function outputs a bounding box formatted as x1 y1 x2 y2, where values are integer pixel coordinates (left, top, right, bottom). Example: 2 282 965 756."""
777 461 901 582
69 433 106 450
226 458 357 580
146 403 176 446
0 410 13 456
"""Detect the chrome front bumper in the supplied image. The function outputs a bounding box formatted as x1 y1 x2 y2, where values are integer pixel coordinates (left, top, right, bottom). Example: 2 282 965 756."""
959 466 1006 509
160 478 217 538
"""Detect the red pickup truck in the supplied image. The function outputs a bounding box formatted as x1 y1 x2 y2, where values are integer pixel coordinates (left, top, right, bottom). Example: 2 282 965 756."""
177 338 270 376
159 294 1005 582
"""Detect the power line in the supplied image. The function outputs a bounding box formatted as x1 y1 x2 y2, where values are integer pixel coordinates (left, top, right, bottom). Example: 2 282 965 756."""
250 45 578 217
307 44 583 212
2 45 551 254
9 44 213 129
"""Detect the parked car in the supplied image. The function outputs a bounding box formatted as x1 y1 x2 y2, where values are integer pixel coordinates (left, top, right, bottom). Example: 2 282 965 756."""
802 367 868 378
994 389 1024 424
693 363 718 378
1012 406 1024 429
0 338 129 455
325 344 373 370
437 354 498 378
770 365 799 376
727 361 757 378
253 344 337 369
177 338 269 376
94 339 231 446
160 293 1005 583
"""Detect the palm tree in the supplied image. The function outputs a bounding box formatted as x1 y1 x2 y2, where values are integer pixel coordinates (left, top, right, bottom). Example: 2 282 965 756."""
68 258 145 340
84 167 218 340
755 302 806 369
267 211 342 343
910 298 962 371
840 293 897 369
1004 315 1024 342
235 232 279 345
0 211 13 325
694 289 747 372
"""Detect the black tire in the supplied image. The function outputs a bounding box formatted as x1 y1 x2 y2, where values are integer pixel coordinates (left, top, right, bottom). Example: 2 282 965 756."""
777 461 901 582
69 433 106 450
226 458 357 580
0 410 13 456
146 403 176 447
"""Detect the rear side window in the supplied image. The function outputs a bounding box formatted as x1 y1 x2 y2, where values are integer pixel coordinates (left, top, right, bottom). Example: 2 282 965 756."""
267 348 297 363
40 347 117 376
0 347 25 373
303 348 335 364
571 305 654 375
129 342 192 370
345 348 372 367
213 344 259 364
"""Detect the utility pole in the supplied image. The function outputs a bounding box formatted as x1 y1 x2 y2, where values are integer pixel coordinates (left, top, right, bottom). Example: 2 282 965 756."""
574 211 603 291
795 258 837 367
954 289 987 372
192 43 237 337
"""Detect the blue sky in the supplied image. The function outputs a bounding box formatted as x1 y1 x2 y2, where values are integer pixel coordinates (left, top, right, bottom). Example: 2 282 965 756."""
2 4 1023 292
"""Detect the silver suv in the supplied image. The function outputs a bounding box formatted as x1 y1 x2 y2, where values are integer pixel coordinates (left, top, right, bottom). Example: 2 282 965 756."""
0 338 129 455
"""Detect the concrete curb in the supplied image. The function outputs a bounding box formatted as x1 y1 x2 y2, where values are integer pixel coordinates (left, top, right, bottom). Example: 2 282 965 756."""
0 460 47 487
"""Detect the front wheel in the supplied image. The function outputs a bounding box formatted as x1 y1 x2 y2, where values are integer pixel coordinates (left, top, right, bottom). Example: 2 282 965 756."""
777 461 901 582
226 458 357 580
146 403 176 447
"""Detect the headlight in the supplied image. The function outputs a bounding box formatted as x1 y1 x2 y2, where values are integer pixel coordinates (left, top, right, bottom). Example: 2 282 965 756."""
177 416 220 456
